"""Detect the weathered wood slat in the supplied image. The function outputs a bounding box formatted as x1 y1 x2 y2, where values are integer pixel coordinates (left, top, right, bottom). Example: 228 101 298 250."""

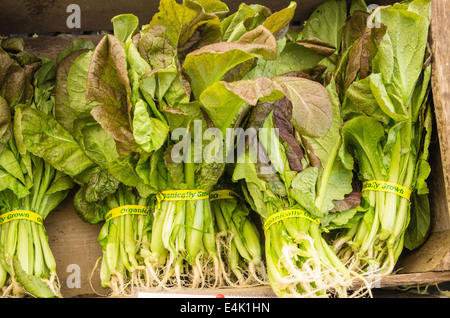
3 0 449 298
430 0 450 230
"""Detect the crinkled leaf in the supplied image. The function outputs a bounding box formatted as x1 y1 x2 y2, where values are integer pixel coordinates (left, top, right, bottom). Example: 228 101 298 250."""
55 49 90 132
0 96 12 155
0 168 30 198
299 0 348 52
86 35 137 155
0 47 33 107
112 14 140 44
404 192 430 250
84 169 120 202
200 75 332 138
371 7 428 105
55 38 95 64
75 121 119 168
66 51 95 119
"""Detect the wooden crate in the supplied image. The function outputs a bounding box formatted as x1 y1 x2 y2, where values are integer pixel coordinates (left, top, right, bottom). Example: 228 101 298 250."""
1 0 449 298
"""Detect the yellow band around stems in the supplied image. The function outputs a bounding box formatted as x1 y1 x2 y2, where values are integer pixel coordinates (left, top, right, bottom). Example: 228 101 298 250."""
155 189 209 210
263 209 320 233
209 190 243 201
105 205 149 222
0 210 43 226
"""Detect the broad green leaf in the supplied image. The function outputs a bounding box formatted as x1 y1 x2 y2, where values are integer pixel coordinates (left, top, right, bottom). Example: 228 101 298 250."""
342 77 390 124
184 25 278 99
0 147 25 184
0 96 12 155
244 39 325 79
195 0 229 15
55 49 90 132
19 106 95 178
303 80 353 213
86 35 138 154
55 38 95 64
13 256 57 298
77 121 119 168
404 192 430 250
149 0 218 49
262 1 297 35
126 43 151 79
200 75 333 138
368 73 408 121
67 51 95 118
112 14 139 44
340 115 386 181
221 3 269 42
299 0 348 52
132 99 169 153
372 7 428 105
0 168 29 198
45 171 75 195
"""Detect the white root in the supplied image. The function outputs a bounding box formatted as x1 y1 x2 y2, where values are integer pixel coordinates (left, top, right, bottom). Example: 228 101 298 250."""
275 233 369 298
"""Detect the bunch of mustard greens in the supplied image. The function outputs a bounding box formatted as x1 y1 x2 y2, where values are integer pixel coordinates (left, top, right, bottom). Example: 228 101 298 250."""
0 39 75 298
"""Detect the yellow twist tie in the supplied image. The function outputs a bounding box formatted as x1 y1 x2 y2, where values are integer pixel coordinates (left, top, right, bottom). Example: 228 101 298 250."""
263 209 320 233
362 180 411 200
0 210 43 225
155 189 209 210
105 205 149 222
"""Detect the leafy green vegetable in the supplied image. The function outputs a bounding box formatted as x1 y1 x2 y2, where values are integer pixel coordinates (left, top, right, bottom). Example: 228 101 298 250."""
0 47 75 298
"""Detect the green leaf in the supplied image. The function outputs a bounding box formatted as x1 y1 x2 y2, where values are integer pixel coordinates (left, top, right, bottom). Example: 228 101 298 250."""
0 96 12 155
132 99 169 153
339 115 386 181
55 38 95 64
262 1 297 35
45 171 75 195
220 3 269 42
55 49 91 132
75 121 119 168
13 256 58 298
299 0 348 52
149 0 219 49
200 75 333 138
66 51 95 119
372 7 428 105
404 192 430 250
19 106 96 178
0 168 30 198
86 35 137 155
0 147 25 184
184 25 278 99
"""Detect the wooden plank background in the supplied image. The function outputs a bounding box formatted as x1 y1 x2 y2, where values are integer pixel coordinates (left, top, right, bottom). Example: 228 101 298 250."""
0 0 396 35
